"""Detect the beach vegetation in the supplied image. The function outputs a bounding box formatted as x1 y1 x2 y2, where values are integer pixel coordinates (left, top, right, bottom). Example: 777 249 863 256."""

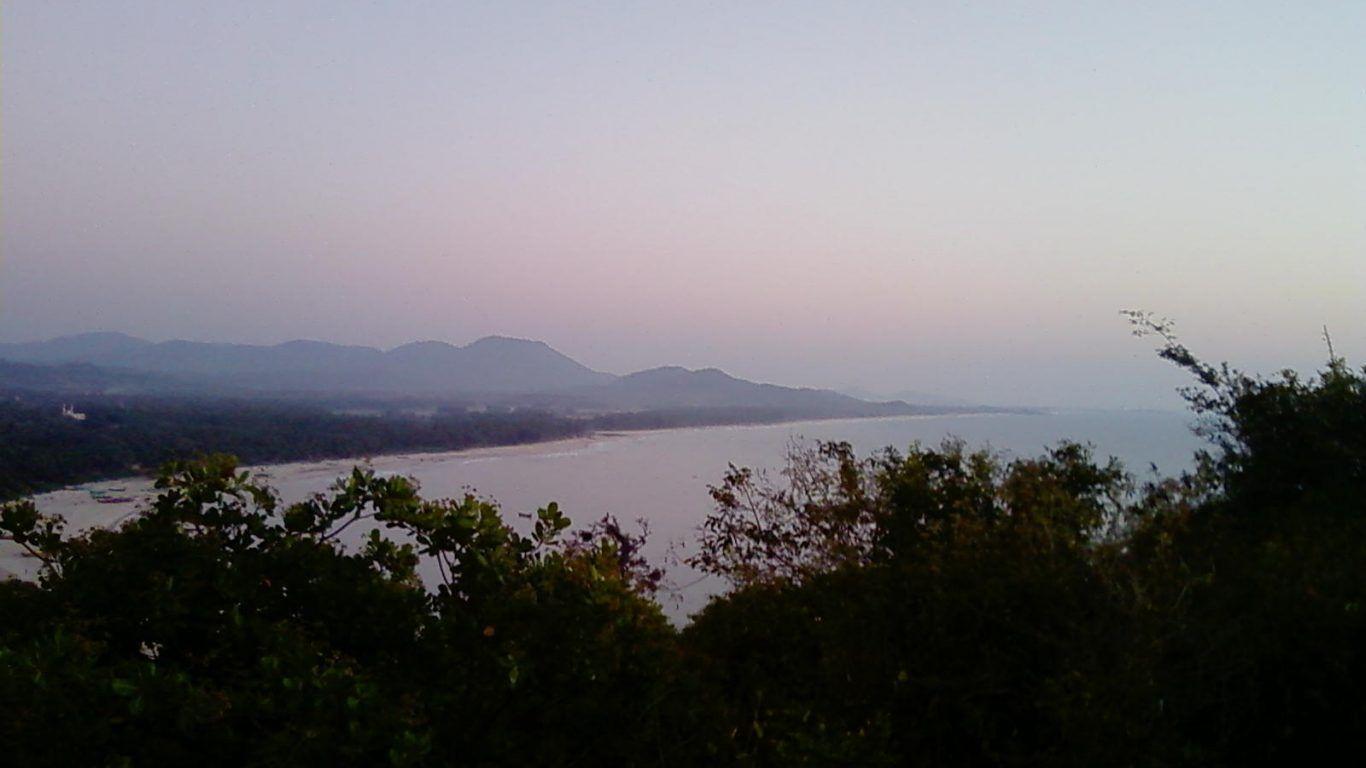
2 328 1363 765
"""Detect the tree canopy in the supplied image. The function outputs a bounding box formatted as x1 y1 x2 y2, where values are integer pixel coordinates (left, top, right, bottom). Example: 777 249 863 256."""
3 325 1363 765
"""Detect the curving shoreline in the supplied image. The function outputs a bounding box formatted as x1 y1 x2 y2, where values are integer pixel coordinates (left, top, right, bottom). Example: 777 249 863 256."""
5 412 1028 581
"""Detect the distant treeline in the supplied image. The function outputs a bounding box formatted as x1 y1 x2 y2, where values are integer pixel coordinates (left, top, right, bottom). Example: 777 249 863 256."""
0 394 927 500
0 396 582 499
2 320 1363 766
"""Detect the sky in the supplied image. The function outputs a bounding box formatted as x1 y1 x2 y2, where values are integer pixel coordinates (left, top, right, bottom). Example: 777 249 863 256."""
2 1 1363 407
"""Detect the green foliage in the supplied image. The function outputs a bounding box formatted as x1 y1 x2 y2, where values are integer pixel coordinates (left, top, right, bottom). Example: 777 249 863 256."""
0 394 940 501
685 439 1139 765
682 320 1366 765
0 396 591 500
0 456 686 766
2 324 1363 765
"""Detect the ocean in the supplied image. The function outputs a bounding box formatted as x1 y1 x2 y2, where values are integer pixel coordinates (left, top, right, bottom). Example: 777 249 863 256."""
22 409 1207 617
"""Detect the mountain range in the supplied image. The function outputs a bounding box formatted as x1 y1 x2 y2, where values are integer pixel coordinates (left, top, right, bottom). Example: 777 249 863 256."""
0 332 920 418
0 332 609 392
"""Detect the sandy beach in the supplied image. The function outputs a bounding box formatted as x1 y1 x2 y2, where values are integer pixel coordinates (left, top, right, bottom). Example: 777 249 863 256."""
3 413 1068 582
1 433 624 580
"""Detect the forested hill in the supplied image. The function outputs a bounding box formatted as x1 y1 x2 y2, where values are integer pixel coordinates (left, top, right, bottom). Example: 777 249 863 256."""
0 333 920 416
0 334 1008 498
0 332 613 393
0 392 974 500
0 395 584 500
2 331 1362 765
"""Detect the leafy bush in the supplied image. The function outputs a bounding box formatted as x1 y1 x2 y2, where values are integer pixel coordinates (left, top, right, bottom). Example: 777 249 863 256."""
680 318 1366 765
3 323 1363 765
0 456 688 766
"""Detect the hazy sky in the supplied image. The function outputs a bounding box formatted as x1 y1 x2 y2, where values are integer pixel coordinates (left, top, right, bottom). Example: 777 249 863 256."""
3 2 1363 407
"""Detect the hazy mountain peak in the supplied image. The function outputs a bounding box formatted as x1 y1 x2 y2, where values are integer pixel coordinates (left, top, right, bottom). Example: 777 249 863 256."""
693 367 737 380
276 339 344 350
625 366 738 382
0 333 917 417
0 331 152 364
388 340 457 354
595 363 913 415
465 335 549 349
60 331 148 344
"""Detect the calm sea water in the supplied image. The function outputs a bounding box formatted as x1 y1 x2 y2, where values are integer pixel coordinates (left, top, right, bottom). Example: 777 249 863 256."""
267 409 1205 617
21 410 1205 617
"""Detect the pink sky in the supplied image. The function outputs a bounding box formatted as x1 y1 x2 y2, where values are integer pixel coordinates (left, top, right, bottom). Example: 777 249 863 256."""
3 2 1363 406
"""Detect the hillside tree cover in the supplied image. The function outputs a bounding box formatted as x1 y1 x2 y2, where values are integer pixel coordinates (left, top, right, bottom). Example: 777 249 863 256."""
1 322 1362 766
0 397 588 500
0 394 933 501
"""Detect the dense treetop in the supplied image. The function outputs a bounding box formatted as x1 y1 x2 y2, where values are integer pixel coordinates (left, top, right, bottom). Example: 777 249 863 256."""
2 324 1362 765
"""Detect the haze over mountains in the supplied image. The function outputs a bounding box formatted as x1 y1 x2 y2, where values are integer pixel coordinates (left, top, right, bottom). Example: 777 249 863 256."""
0 332 608 392
0 332 935 418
